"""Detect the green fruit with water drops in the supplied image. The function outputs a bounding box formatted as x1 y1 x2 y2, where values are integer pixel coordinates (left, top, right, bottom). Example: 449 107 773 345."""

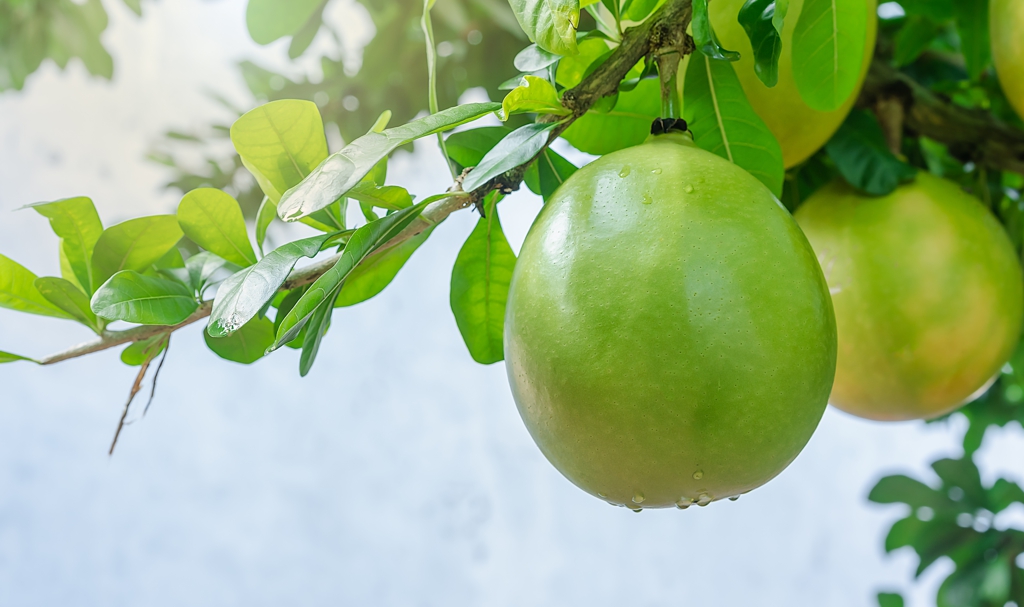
991 0 1024 120
504 133 837 509
795 174 1024 421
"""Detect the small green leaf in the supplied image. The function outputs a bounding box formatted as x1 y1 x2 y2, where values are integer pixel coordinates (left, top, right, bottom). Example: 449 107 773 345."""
446 127 513 169
876 592 904 607
0 254 72 319
121 335 168 366
231 99 329 204
555 37 612 89
987 478 1024 513
246 0 323 44
255 196 276 254
825 109 917 196
501 76 570 119
523 148 578 201
34 277 101 332
122 0 143 15
738 0 785 87
346 183 414 211
692 0 741 61
0 351 36 364
893 16 942 67
26 196 103 293
177 188 257 267
513 44 561 72
185 252 230 294
508 0 580 56
899 0 952 21
205 316 276 364
868 475 945 508
91 271 198 325
450 195 517 364
336 229 432 307
277 103 500 221
299 286 339 376
91 216 184 287
273 203 428 348
791 0 868 111
683 54 785 197
952 1 991 81
562 78 660 155
462 122 558 192
208 233 338 337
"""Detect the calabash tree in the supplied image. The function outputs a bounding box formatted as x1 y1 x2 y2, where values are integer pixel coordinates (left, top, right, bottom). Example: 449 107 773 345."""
3 0 1024 603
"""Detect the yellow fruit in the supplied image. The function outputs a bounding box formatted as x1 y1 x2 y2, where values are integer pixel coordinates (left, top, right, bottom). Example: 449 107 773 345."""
795 173 1024 421
991 0 1024 120
505 133 837 509
709 0 879 168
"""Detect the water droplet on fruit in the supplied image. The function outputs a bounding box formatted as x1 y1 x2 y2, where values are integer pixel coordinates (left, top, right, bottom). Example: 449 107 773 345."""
684 184 694 193
651 167 662 175
642 193 653 205
692 470 703 480
619 166 631 177
729 496 740 502
631 506 643 513
676 498 692 510
696 492 712 507
632 492 645 504
597 493 607 499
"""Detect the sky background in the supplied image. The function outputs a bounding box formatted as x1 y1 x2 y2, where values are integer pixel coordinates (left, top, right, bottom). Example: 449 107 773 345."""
0 1 1023 605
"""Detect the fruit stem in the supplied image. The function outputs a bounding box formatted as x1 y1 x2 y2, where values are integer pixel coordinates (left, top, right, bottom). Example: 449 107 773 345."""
656 51 682 120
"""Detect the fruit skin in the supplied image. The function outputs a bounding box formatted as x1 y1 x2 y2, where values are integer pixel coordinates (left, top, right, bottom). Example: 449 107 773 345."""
709 0 878 168
504 134 837 509
795 174 1024 421
991 0 1024 120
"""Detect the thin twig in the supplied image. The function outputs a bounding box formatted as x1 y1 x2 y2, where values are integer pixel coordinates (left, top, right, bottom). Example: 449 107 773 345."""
109 359 151 455
143 335 171 417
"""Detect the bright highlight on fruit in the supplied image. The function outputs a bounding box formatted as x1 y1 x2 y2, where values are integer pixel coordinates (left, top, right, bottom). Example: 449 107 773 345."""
504 133 838 509
796 173 1024 421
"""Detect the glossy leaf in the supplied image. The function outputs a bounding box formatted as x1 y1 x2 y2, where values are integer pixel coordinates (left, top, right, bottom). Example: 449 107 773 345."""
207 233 337 338
562 78 660 154
335 228 432 307
825 109 917 196
513 44 560 72
205 316 276 364
508 0 580 56
177 188 257 267
738 0 786 87
231 99 329 204
683 54 785 196
523 147 578 201
952 1 991 81
500 75 570 119
462 122 558 192
299 287 339 376
27 196 103 292
121 335 168 366
0 351 36 364
185 252 231 294
91 271 198 325
91 216 184 287
277 102 500 221
692 0 740 61
450 195 516 364
445 127 513 169
273 203 428 348
246 0 323 44
791 0 868 111
34 277 101 332
0 254 72 319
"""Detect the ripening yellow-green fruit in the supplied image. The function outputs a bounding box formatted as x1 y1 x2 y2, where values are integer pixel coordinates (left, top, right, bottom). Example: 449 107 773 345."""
990 0 1024 120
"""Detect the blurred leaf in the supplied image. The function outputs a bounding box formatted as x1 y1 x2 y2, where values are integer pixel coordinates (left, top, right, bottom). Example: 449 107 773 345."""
184 252 230 294
523 147 578 201
876 592 904 607
899 0 952 22
624 0 662 21
177 188 257 267
450 194 516 364
91 216 184 287
691 0 740 61
562 77 660 154
791 0 868 111
120 334 168 366
34 276 101 332
0 351 36 365
204 316 276 364
508 0 580 56
246 0 324 45
894 16 943 67
336 228 433 307
26 196 103 293
501 75 570 118
463 122 558 191
278 102 500 221
288 6 325 59
738 0 786 87
683 54 785 196
0 254 73 319
446 127 513 169
555 37 611 88
870 475 946 509
91 271 197 325
951 1 990 81
825 110 918 196
513 43 560 72
122 0 143 16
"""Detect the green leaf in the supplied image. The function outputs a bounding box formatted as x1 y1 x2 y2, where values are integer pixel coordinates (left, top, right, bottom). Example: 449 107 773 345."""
205 316 275 364
462 122 558 192
683 54 785 197
177 188 257 267
230 99 329 204
523 148 578 201
987 478 1024 513
91 271 198 325
255 196 276 254
450 195 516 365
791 0 868 111
825 109 917 196
877 592 904 607
121 335 168 366
899 0 952 22
34 277 101 332
26 196 103 293
185 251 230 294
869 475 945 509
508 0 580 56
273 203 428 348
0 351 36 364
91 216 184 288
624 0 662 21
246 0 323 44
738 0 785 87
122 0 143 15
501 75 570 119
555 37 612 89
562 77 660 155
299 286 339 376
952 1 991 81
445 127 513 169
346 183 414 211
513 44 561 72
0 254 72 319
692 0 741 61
336 228 432 307
931 458 986 505
277 102 500 221
207 233 337 337
893 16 942 67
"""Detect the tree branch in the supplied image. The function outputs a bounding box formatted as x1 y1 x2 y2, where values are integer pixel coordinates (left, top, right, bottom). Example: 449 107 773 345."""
35 0 696 367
